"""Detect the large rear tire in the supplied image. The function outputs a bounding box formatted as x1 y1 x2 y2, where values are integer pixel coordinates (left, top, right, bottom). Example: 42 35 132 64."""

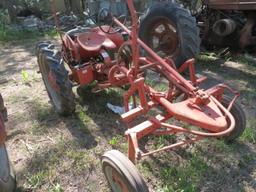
37 42 75 116
0 145 16 192
139 3 200 68
102 150 148 192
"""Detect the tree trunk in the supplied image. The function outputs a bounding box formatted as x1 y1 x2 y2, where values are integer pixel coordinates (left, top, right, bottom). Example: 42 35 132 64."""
3 0 18 23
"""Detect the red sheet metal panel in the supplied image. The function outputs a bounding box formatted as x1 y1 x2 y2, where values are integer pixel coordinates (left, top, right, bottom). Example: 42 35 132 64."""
206 0 256 10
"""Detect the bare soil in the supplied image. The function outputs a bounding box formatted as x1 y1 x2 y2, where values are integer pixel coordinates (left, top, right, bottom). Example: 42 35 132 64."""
0 39 255 192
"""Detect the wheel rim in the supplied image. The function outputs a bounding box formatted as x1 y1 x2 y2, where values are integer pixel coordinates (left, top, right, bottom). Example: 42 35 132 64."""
147 18 179 57
41 56 61 111
105 165 129 192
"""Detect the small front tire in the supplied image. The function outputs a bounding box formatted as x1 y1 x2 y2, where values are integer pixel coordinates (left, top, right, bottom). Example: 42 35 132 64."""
221 96 246 142
102 150 148 192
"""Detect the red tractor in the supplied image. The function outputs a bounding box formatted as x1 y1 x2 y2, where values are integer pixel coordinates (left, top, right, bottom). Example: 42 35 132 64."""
36 0 246 191
0 94 16 192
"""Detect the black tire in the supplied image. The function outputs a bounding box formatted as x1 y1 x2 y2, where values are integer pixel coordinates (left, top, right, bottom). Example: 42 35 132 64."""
0 145 16 192
221 96 246 142
139 3 200 68
102 150 148 192
37 42 75 116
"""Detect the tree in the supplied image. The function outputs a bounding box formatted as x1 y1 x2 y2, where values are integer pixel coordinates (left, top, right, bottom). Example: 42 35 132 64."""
3 0 18 22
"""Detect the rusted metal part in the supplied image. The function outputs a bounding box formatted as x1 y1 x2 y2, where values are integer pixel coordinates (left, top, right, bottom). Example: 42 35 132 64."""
213 19 237 36
239 11 256 48
206 0 256 10
0 114 6 145
146 18 179 57
0 94 7 145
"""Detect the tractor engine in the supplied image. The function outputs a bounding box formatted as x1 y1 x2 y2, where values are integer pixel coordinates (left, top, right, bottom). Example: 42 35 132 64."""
61 26 126 86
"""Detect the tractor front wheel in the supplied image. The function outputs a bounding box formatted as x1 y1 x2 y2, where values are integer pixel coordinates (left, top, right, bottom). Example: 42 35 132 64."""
37 42 75 116
102 150 148 192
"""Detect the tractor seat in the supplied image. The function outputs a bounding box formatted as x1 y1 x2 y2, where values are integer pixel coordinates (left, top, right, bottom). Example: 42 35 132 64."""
77 32 116 53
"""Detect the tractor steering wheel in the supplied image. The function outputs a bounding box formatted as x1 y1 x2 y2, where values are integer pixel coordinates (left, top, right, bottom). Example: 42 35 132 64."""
97 8 127 34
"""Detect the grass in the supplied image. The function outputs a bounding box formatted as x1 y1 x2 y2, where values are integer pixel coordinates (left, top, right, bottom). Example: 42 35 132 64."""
21 69 29 84
51 183 64 192
23 136 99 190
26 170 49 189
0 9 57 43
0 12 58 42
141 150 209 192
21 69 40 85
0 27 58 42
241 119 256 144
108 136 119 146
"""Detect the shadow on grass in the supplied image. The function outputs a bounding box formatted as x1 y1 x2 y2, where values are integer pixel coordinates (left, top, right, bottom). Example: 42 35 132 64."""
139 139 256 192
76 85 127 140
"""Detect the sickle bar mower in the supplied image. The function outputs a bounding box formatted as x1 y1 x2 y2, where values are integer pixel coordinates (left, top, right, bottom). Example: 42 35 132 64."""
36 0 246 191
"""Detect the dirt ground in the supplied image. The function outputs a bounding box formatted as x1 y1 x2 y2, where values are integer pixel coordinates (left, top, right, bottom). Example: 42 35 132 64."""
0 39 256 192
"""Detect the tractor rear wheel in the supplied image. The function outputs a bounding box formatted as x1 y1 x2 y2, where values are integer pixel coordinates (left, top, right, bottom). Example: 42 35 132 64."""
37 42 75 116
221 96 246 142
139 2 200 68
102 150 148 192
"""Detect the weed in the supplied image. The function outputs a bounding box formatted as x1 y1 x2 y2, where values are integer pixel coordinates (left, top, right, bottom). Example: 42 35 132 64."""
21 69 30 84
153 135 176 149
76 105 91 123
36 107 52 122
30 120 45 135
197 52 219 65
241 119 256 144
109 136 118 146
143 149 209 192
27 170 48 189
51 183 63 192
66 149 97 174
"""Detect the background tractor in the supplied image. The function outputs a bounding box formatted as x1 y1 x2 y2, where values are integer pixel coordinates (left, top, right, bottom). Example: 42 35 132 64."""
86 0 256 54
181 0 256 51
149 0 256 51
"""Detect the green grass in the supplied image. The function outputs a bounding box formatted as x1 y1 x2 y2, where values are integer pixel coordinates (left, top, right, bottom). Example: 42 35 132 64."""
241 119 256 144
108 136 119 146
27 170 49 189
0 26 58 42
155 151 208 192
153 135 176 149
21 69 29 84
24 136 98 190
51 183 64 192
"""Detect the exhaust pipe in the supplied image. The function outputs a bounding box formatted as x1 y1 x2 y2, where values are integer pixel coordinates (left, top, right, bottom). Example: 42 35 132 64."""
213 19 236 36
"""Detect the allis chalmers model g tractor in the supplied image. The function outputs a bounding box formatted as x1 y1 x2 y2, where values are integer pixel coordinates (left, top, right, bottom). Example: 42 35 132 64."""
36 0 246 191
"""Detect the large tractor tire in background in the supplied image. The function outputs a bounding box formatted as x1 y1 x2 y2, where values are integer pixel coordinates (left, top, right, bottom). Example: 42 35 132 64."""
139 2 200 68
